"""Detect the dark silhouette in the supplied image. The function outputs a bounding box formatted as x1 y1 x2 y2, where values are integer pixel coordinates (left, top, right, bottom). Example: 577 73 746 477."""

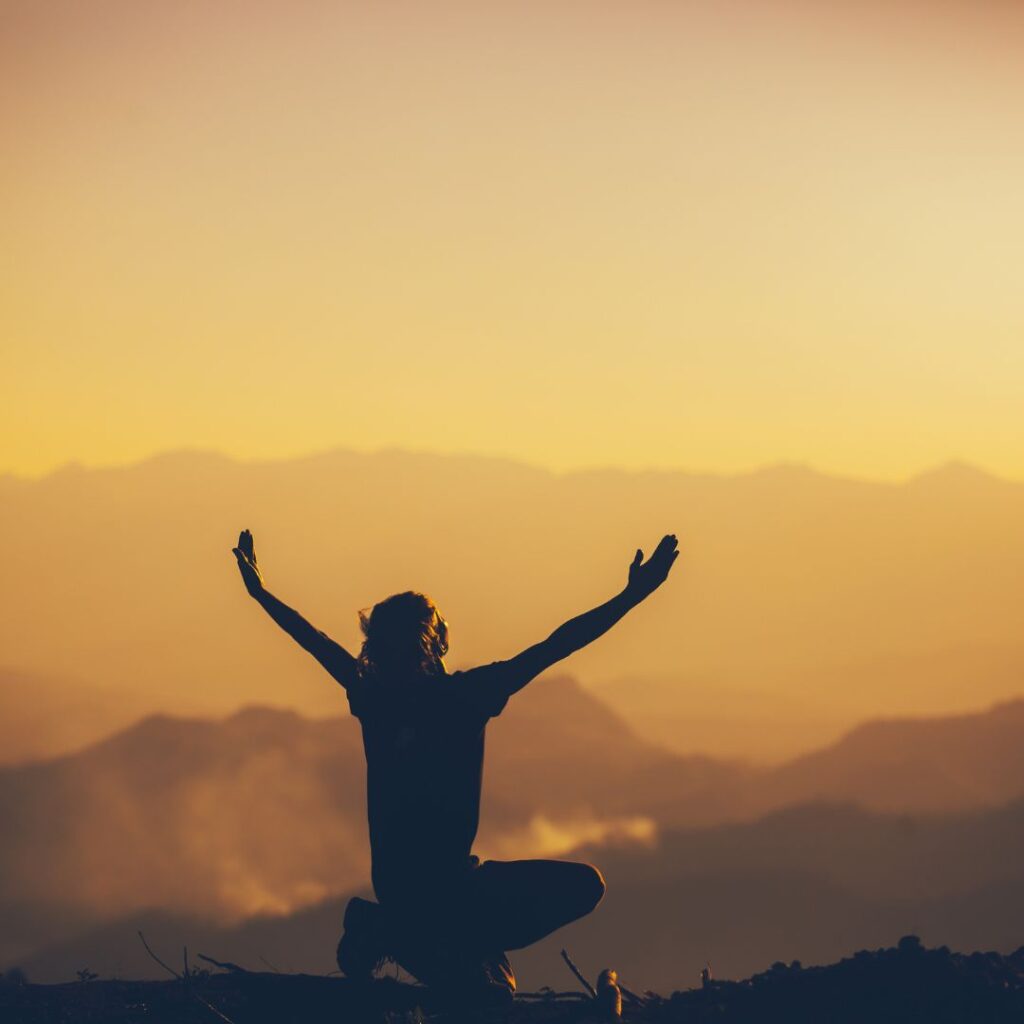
11 935 1024 1023
232 528 679 1004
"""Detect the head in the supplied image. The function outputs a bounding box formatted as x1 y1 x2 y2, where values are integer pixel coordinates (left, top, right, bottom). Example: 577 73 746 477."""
357 591 449 678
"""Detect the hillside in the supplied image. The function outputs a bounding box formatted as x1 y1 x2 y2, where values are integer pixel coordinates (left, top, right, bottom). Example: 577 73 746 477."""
762 699 1024 813
17 796 1024 991
593 645 1024 762
10 690 1024 985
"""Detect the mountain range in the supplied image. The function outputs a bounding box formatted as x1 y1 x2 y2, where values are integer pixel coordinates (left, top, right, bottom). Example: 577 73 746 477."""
6 679 1024 987
2 448 1023 763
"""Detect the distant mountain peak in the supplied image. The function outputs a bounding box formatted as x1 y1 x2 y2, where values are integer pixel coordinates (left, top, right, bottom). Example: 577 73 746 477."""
908 460 1004 488
5 447 1020 489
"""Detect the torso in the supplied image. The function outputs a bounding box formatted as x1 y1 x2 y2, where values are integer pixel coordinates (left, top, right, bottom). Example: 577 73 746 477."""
348 670 492 905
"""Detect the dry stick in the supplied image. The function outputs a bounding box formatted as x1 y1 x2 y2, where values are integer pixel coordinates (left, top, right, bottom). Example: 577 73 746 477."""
198 953 250 975
620 983 645 1005
136 932 237 1024
137 931 181 980
560 949 598 1000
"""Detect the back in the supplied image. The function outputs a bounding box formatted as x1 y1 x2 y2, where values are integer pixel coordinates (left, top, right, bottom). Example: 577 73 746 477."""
347 666 509 904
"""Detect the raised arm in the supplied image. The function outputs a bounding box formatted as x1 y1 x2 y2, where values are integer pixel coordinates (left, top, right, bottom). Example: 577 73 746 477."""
231 529 359 689
468 534 679 708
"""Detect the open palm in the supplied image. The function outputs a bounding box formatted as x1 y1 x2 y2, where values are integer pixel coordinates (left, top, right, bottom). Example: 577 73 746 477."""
232 529 265 596
626 534 679 601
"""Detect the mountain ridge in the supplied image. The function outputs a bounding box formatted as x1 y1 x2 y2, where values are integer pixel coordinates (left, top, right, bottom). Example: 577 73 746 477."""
4 446 1019 488
3 444 1023 765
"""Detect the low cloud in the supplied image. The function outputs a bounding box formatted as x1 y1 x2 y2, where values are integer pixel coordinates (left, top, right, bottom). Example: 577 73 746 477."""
478 814 657 861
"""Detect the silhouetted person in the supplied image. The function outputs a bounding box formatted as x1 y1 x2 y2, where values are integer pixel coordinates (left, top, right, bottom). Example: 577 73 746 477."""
232 528 679 1004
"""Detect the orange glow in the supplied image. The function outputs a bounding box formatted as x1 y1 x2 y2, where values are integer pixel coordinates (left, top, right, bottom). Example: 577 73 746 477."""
2 0 1023 481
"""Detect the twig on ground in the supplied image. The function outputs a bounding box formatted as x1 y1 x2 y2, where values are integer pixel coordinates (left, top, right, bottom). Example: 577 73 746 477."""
198 954 250 974
620 983 645 1005
137 932 181 980
135 933 237 1024
560 949 597 1000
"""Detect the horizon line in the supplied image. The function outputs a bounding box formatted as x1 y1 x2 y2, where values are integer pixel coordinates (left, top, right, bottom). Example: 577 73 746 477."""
1 445 1019 488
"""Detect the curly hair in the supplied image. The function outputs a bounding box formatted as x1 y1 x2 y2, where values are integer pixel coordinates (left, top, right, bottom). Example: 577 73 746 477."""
357 591 449 678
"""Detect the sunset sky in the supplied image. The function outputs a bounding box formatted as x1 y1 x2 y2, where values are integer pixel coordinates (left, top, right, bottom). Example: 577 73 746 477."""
3 0 1023 480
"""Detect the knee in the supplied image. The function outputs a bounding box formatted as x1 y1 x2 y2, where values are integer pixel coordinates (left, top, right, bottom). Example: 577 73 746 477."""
573 863 606 915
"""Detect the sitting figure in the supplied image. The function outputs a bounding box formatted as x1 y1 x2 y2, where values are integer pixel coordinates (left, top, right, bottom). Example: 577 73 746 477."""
232 528 679 1005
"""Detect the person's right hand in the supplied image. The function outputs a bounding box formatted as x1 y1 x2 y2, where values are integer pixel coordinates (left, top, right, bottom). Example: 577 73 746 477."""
232 529 265 597
625 534 679 602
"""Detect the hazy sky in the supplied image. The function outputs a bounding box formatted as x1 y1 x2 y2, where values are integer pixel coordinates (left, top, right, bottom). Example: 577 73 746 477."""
3 0 1023 480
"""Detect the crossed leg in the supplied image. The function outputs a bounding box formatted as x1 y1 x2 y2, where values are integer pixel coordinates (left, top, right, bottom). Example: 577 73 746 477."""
340 858 606 993
448 858 607 952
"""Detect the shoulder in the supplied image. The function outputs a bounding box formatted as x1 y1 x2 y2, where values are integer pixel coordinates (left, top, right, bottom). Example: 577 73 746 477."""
444 662 512 719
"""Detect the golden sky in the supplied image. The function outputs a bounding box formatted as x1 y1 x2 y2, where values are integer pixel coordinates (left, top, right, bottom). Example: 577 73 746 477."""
3 0 1023 480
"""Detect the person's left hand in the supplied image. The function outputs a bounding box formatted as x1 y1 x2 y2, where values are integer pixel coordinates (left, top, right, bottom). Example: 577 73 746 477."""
232 529 265 597
625 534 680 602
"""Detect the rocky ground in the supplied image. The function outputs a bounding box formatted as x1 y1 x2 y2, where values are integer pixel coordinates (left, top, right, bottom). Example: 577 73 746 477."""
3 936 1024 1024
